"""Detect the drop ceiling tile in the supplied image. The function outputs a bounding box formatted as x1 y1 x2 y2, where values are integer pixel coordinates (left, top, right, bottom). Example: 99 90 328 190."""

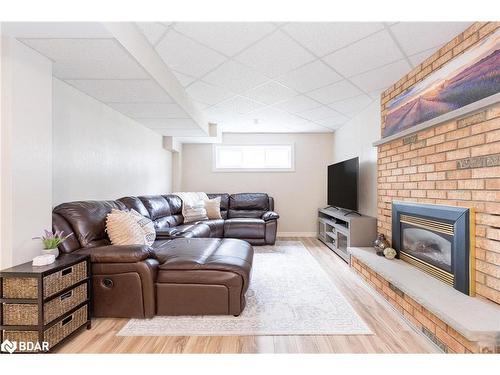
138 118 198 129
203 60 270 93
52 59 149 79
390 22 471 56
323 30 405 77
171 70 197 87
273 95 322 113
307 80 364 104
155 30 227 77
314 115 349 129
136 22 168 45
234 30 316 78
212 96 265 115
244 81 297 105
173 22 276 56
328 94 373 116
108 103 188 119
276 60 342 93
66 79 173 103
186 81 234 106
20 38 148 79
283 22 385 56
4 22 111 38
349 59 411 93
298 105 342 121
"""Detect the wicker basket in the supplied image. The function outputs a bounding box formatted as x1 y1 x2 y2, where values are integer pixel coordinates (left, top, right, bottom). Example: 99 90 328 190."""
2 277 38 299
43 261 87 298
2 303 39 325
2 283 87 326
2 331 39 352
44 305 87 348
3 306 87 351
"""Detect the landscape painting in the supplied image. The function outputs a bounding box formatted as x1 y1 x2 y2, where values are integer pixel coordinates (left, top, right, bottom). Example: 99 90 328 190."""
383 30 500 138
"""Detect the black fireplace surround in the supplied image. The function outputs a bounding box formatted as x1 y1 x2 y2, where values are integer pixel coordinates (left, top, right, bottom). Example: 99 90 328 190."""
392 201 472 295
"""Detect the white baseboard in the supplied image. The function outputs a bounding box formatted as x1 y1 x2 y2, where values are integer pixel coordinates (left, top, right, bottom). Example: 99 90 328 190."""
277 232 317 237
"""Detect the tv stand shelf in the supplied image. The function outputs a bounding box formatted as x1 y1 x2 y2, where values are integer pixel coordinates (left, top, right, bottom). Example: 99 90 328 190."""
318 208 376 263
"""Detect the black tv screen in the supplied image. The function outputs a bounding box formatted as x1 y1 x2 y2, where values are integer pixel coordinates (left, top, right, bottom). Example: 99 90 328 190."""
328 157 359 211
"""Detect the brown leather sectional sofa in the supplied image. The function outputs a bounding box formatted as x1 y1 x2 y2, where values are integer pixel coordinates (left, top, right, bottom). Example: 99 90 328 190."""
52 193 279 318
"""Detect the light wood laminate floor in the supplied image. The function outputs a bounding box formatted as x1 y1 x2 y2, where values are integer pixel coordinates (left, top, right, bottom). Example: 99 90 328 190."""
56 238 438 353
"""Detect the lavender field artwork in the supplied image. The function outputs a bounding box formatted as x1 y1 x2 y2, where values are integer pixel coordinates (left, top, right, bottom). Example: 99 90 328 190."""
383 30 500 138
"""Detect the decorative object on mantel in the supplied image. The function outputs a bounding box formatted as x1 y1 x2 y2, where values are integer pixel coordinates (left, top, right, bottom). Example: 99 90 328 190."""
383 247 397 260
33 229 73 260
383 29 499 139
373 233 390 257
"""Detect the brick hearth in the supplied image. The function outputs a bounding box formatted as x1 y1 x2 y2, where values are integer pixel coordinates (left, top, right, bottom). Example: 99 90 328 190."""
351 257 498 353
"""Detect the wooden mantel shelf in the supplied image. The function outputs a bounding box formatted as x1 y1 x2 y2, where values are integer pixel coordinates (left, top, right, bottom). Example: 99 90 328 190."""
348 246 500 344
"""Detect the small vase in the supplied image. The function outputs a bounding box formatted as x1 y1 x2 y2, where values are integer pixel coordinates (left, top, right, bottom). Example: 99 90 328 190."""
373 233 390 257
42 248 59 258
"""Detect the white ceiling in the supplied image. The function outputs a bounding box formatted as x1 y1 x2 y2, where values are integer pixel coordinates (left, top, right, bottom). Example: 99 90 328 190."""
135 21 471 133
10 21 472 135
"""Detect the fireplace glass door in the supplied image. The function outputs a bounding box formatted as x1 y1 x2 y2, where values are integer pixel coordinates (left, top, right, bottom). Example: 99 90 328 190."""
401 224 453 273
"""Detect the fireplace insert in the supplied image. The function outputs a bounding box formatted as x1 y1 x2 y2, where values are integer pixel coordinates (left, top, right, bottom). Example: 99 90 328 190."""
392 202 474 295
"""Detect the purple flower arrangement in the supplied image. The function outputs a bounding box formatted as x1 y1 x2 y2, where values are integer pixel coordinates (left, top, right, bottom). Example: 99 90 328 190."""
33 229 73 250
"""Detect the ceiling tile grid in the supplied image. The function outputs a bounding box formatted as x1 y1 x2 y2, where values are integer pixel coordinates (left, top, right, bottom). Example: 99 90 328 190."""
16 22 473 135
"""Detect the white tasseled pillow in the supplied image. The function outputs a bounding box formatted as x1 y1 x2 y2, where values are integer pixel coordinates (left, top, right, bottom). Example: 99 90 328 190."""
106 209 145 246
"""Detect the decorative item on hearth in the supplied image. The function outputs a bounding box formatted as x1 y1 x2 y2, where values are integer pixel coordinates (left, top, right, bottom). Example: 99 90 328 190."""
373 233 390 257
33 229 73 260
383 247 397 260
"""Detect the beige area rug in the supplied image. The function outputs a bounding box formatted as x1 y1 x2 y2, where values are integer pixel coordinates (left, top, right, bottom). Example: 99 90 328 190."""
118 241 372 336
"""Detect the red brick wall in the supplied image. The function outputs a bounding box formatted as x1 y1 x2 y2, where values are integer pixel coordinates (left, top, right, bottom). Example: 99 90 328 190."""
378 22 500 304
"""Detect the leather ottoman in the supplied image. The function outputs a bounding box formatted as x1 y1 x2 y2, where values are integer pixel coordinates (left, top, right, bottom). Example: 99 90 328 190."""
154 238 253 316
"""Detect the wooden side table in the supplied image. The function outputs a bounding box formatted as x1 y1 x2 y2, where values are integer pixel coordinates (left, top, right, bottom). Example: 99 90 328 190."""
0 254 91 353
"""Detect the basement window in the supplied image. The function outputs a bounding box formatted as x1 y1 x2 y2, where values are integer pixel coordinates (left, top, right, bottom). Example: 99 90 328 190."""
213 144 294 172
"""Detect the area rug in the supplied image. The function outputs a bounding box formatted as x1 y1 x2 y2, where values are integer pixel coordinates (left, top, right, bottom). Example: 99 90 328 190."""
118 241 372 336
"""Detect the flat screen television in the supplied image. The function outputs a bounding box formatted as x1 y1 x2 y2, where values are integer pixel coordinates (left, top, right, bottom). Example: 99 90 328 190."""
327 157 359 211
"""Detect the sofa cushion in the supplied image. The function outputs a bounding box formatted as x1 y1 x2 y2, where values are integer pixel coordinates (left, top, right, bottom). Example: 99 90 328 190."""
224 218 266 239
157 223 211 239
200 219 224 238
117 196 150 218
76 244 156 263
163 195 183 215
138 195 171 221
53 200 126 248
228 193 269 219
155 238 253 288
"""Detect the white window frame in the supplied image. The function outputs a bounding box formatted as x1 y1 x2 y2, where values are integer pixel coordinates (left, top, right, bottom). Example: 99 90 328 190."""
212 144 295 172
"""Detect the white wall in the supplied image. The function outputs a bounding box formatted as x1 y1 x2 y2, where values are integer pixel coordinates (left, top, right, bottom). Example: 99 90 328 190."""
181 133 334 235
332 102 380 217
52 79 172 204
1 37 53 268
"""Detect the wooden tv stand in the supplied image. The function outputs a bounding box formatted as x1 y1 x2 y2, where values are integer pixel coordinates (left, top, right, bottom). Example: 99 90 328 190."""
317 208 376 263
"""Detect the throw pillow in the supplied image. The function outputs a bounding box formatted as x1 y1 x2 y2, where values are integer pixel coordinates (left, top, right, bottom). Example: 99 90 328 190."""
106 209 145 246
129 209 156 246
204 196 222 219
183 200 209 223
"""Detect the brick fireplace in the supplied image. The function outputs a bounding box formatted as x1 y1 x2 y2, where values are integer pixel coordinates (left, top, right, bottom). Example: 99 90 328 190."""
377 22 500 305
